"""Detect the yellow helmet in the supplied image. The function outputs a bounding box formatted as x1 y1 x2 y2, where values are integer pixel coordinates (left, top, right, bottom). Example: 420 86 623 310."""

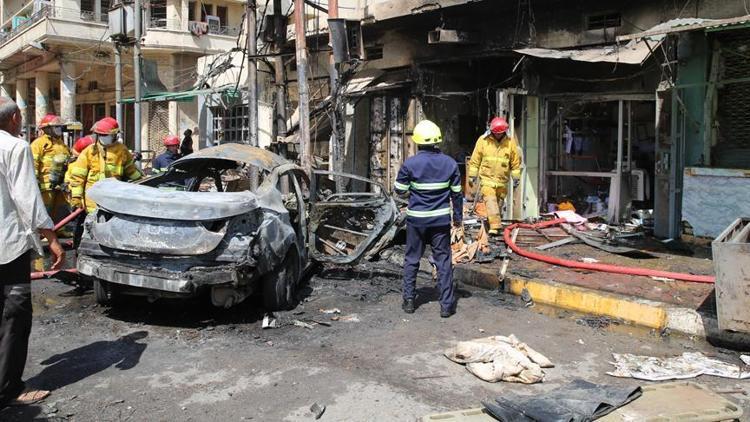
412 119 442 145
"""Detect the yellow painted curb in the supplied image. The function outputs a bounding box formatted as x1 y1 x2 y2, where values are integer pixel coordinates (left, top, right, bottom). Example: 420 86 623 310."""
506 278 668 330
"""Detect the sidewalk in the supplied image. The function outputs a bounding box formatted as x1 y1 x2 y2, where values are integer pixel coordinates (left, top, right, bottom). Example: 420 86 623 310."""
381 237 750 349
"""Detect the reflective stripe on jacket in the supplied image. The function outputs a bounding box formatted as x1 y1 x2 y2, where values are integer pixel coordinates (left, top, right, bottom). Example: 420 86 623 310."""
30 134 71 192
468 133 522 192
67 142 143 212
394 148 462 228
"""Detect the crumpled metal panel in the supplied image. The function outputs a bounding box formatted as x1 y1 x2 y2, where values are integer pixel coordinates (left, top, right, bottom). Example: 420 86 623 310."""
173 143 289 172
90 213 227 255
88 178 258 221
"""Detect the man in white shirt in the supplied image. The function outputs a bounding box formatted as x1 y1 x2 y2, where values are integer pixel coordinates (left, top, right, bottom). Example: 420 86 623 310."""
0 97 64 408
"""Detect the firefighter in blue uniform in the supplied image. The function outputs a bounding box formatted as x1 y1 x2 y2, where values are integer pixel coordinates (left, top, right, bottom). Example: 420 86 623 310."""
394 120 463 318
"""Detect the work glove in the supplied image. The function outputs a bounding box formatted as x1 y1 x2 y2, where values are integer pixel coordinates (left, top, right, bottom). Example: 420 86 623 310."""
467 177 477 193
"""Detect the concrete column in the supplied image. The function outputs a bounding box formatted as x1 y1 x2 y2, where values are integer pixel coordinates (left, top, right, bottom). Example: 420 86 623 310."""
180 0 189 30
35 71 50 125
60 61 77 123
0 81 12 98
15 80 29 129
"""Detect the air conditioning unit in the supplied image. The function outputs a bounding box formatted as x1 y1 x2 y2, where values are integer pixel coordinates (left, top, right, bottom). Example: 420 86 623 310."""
206 15 221 34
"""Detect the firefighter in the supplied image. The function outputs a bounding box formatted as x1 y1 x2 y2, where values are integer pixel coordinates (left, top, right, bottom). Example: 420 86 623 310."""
68 117 143 214
151 135 181 174
30 114 71 221
394 120 462 318
467 117 523 235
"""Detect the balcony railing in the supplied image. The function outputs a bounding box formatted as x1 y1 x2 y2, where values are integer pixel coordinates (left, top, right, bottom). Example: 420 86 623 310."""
0 5 239 49
0 5 107 47
187 20 241 37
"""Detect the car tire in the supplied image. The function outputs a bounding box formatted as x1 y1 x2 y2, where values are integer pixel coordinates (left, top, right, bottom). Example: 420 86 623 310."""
94 279 116 305
262 247 301 311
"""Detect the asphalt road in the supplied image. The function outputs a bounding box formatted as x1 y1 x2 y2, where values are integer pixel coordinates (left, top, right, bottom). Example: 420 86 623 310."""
2 262 748 421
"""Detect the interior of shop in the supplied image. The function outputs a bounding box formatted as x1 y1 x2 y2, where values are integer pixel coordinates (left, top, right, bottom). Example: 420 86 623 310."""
545 99 656 221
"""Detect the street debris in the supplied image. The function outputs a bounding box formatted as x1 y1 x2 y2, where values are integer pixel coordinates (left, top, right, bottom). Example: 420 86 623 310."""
262 314 278 329
602 381 744 421
444 335 553 383
339 314 360 323
580 257 599 263
292 320 315 329
310 402 326 420
576 315 619 329
608 352 750 381
319 308 341 314
741 355 750 366
482 379 641 422
520 288 534 307
535 236 577 250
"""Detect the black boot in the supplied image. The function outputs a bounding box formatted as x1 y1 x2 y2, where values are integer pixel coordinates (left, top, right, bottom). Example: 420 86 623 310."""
402 298 415 314
440 306 456 318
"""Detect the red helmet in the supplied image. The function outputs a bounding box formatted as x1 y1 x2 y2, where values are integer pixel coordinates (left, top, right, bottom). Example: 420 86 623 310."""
73 136 94 153
91 117 120 135
163 135 180 146
39 114 64 128
490 117 509 135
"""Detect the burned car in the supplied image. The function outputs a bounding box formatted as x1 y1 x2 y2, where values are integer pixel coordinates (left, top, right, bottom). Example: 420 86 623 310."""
76 144 400 310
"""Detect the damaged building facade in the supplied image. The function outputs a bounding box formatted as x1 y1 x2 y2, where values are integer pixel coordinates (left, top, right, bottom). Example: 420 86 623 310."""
197 0 750 239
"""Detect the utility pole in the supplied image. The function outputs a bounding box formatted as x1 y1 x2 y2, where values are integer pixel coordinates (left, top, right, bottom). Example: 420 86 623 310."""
294 0 312 175
246 0 257 147
273 0 287 156
133 0 143 163
327 0 343 191
114 44 123 139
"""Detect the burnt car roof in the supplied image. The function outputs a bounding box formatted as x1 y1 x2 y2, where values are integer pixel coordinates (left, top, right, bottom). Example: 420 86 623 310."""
173 144 289 172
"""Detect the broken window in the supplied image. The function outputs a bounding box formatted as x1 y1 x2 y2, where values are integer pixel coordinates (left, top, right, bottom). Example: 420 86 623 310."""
365 45 384 61
586 12 621 31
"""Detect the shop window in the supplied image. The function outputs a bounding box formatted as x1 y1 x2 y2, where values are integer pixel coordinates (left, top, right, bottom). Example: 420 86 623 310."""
586 12 621 30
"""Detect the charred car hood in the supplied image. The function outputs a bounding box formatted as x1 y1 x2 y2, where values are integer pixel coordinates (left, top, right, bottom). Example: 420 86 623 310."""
88 178 259 221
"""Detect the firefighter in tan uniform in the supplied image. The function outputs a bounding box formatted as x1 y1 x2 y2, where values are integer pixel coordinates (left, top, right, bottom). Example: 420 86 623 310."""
468 117 523 235
30 114 71 221
67 117 143 214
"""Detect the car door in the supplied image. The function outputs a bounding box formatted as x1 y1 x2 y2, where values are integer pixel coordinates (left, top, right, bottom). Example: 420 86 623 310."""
308 170 402 264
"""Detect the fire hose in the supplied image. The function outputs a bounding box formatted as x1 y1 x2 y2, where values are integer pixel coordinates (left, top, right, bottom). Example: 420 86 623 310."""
503 218 716 284
30 208 85 280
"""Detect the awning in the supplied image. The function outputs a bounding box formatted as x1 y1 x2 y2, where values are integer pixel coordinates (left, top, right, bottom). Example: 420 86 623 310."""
343 69 385 95
515 37 664 65
342 68 411 96
617 15 750 41
120 86 237 104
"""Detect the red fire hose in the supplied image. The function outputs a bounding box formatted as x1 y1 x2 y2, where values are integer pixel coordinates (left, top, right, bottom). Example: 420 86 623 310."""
31 269 77 280
53 207 84 231
30 208 85 280
503 219 716 284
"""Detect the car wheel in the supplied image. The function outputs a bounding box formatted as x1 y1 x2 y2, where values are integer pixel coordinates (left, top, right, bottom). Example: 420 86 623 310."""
94 279 117 305
262 247 301 311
